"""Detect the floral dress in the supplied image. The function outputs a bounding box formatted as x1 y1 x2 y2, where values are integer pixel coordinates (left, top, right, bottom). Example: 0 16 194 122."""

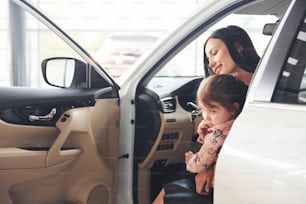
186 120 234 173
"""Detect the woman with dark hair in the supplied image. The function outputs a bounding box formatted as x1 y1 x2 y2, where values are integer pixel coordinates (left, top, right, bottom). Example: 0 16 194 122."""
203 25 260 85
152 25 260 204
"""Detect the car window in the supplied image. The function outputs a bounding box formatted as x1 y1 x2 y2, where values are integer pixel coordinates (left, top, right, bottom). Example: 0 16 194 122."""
1 0 210 84
1 1 86 88
272 14 306 104
155 14 277 77
92 34 158 78
0 0 206 87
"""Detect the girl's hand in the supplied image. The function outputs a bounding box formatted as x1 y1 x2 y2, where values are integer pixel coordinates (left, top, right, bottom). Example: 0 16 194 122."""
197 120 213 143
185 151 193 164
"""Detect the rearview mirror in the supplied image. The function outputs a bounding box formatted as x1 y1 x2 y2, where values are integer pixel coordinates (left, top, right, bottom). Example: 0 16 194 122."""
263 23 277 36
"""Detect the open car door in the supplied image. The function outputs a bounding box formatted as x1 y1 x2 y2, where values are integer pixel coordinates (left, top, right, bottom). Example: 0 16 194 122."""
0 1 120 204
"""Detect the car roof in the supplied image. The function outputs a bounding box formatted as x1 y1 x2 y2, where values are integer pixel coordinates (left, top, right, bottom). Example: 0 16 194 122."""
235 0 291 17
107 34 158 41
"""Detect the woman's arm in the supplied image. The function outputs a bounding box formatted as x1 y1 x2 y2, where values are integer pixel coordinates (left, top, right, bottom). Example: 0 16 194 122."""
195 165 215 195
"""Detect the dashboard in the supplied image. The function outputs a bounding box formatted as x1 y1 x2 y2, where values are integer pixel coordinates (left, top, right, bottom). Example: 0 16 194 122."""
146 76 203 112
134 76 203 166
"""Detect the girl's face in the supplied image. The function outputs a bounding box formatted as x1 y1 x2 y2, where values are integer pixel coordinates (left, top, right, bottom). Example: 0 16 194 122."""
199 100 234 126
205 38 239 75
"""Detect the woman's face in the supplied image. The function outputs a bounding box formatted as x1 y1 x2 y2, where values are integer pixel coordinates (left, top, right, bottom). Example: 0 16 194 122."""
205 38 239 75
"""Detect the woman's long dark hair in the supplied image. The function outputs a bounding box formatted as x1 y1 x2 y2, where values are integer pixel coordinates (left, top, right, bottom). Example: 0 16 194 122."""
203 25 260 75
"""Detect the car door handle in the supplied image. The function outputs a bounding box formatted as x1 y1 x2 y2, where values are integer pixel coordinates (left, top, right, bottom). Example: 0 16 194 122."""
29 108 57 121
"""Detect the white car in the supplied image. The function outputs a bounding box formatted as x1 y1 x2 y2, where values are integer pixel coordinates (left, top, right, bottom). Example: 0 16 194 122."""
0 0 305 204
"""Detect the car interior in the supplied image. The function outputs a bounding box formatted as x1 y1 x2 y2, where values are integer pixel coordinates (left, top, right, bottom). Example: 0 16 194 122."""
132 0 292 203
0 0 296 204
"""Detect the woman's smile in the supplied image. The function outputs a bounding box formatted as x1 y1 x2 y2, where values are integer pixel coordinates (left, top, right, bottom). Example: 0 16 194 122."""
213 64 221 74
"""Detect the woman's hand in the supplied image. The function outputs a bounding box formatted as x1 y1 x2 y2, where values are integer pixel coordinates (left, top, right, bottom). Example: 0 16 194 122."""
195 165 215 195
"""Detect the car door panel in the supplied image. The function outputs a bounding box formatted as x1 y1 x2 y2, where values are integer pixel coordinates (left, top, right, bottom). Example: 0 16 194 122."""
1 0 121 203
0 87 119 204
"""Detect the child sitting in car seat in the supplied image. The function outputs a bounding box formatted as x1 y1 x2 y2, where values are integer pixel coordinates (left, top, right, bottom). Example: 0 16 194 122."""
153 74 248 204
184 74 247 197
185 74 247 174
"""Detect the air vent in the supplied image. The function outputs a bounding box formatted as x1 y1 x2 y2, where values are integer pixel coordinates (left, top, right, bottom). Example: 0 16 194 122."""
160 97 176 113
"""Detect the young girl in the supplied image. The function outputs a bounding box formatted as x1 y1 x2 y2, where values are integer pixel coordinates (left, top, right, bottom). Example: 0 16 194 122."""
153 74 248 204
185 74 247 176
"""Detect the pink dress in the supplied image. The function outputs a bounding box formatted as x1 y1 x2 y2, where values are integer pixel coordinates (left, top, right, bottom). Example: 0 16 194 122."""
186 120 234 173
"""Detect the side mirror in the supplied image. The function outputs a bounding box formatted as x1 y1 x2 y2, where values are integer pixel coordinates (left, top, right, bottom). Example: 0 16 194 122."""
41 57 107 89
41 57 77 88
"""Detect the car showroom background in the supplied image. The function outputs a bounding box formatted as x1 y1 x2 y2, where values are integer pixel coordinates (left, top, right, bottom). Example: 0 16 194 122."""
0 0 274 87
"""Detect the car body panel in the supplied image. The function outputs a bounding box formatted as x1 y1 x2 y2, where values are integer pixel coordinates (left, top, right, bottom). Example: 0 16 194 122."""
216 103 306 203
